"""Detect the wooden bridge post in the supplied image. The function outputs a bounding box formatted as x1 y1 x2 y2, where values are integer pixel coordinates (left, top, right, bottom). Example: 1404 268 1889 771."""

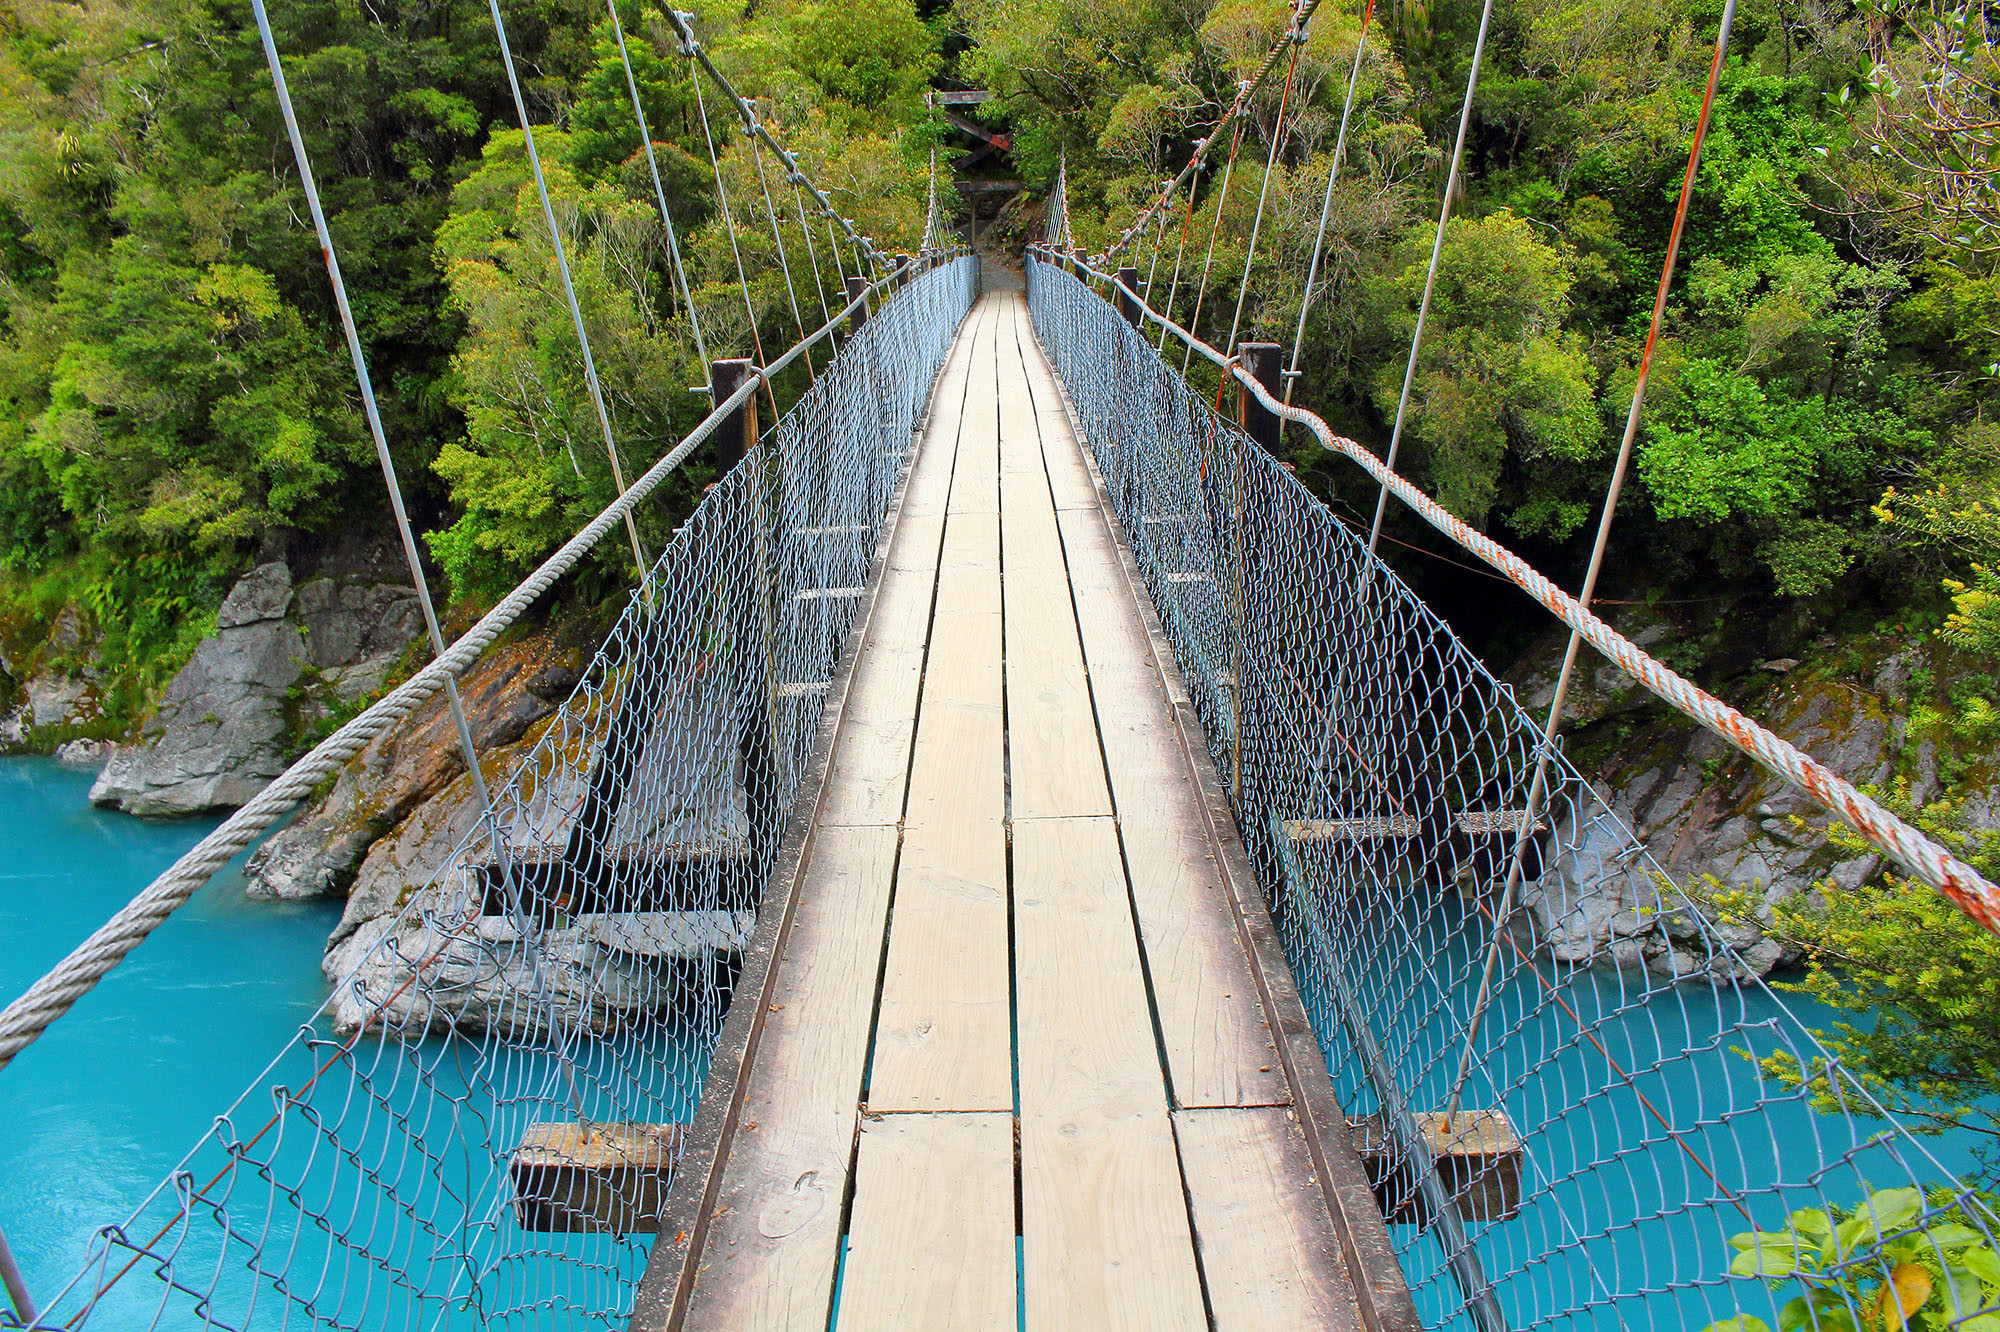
1236 341 1283 455
844 274 871 330
894 253 912 289
1114 267 1142 328
712 358 760 474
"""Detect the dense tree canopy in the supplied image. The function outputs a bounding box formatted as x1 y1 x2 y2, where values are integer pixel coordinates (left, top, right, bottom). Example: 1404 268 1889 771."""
0 0 933 658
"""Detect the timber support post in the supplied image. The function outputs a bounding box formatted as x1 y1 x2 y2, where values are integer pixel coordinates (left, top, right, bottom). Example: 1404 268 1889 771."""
1236 341 1282 455
1115 266 1142 328
844 275 871 330
712 358 760 474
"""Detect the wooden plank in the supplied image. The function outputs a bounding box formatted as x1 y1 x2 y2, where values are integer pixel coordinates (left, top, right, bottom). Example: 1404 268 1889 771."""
1055 503 1287 1109
683 824 898 1331
1007 298 1102 512
837 1112 1017 1332
997 326 1111 821
1013 816 1208 1332
947 299 1001 516
869 815 1012 1111
1174 1107 1362 1332
818 366 960 827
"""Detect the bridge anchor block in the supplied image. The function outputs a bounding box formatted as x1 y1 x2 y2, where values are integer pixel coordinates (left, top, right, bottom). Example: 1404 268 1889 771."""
1348 1108 1523 1225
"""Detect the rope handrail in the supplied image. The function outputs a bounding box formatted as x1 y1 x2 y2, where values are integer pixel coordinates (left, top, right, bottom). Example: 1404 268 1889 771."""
0 274 901 1074
1040 248 2000 936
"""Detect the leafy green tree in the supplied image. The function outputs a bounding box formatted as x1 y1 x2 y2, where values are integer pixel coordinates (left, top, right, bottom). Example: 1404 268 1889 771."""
1755 787 2000 1181
1364 212 1600 531
431 129 709 599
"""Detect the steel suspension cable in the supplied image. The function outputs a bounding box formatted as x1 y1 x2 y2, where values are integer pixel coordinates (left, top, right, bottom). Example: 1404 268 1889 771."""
261 0 594 1098
793 176 836 335
1073 254 2000 930
1182 110 1248 373
0 264 889 1077
1443 0 1742 1125
686 60 780 419
1107 0 1332 262
1226 41 1303 356
659 7 885 274
605 0 710 385
487 0 651 581
1141 194 1171 318
1365 0 1497 555
1157 178 1199 352
1285 0 1377 408
747 117 815 380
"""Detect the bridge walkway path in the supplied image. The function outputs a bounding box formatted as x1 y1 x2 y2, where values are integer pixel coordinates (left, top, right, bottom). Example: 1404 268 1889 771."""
672 290 1376 1331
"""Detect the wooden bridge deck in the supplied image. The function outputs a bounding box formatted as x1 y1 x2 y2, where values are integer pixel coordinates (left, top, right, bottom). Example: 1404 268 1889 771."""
636 290 1407 1331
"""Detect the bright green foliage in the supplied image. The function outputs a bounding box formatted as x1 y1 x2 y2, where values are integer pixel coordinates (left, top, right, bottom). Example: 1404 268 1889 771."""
1876 424 2000 658
1697 1188 2000 1332
31 247 360 551
1759 785 2000 1174
778 0 940 112
0 0 938 706
1365 213 1600 531
430 130 707 599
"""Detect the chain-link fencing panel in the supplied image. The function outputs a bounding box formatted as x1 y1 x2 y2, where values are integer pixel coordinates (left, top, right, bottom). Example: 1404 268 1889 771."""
11 257 975 1332
1027 256 2000 1332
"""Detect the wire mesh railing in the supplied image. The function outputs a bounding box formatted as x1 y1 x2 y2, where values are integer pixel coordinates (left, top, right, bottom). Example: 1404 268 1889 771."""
1026 256 2000 1332
8 255 974 1332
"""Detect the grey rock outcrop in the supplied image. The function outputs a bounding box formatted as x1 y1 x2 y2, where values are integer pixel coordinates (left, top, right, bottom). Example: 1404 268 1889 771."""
90 563 307 815
89 562 423 817
1504 624 1980 981
0 604 107 746
320 747 751 1039
243 634 568 900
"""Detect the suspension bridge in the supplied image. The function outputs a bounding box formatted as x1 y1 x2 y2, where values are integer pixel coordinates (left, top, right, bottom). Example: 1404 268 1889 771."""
3 0 2000 1329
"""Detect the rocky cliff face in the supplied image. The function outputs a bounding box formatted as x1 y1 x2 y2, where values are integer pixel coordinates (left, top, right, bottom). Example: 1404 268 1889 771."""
1502 609 1987 980
0 604 107 748
242 635 577 901
88 562 422 816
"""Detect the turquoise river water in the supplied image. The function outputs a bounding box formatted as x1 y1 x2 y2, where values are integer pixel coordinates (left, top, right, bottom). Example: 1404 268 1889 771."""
0 758 342 1317
1 755 1990 1331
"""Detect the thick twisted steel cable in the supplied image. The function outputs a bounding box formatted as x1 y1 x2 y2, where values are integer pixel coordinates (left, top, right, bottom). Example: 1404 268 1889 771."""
1444 0 1742 1124
0 276 891 1073
605 0 711 385
1226 41 1302 356
1106 0 1331 261
660 8 885 273
254 0 595 1130
1069 256 2000 934
1285 0 1377 406
487 0 650 582
1366 0 1497 555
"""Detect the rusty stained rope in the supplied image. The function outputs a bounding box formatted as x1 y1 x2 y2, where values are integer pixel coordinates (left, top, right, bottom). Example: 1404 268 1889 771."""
1062 253 2000 935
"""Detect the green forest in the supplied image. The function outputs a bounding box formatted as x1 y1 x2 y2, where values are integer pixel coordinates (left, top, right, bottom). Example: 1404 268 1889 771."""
0 0 1996 1192
1 0 1996 691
